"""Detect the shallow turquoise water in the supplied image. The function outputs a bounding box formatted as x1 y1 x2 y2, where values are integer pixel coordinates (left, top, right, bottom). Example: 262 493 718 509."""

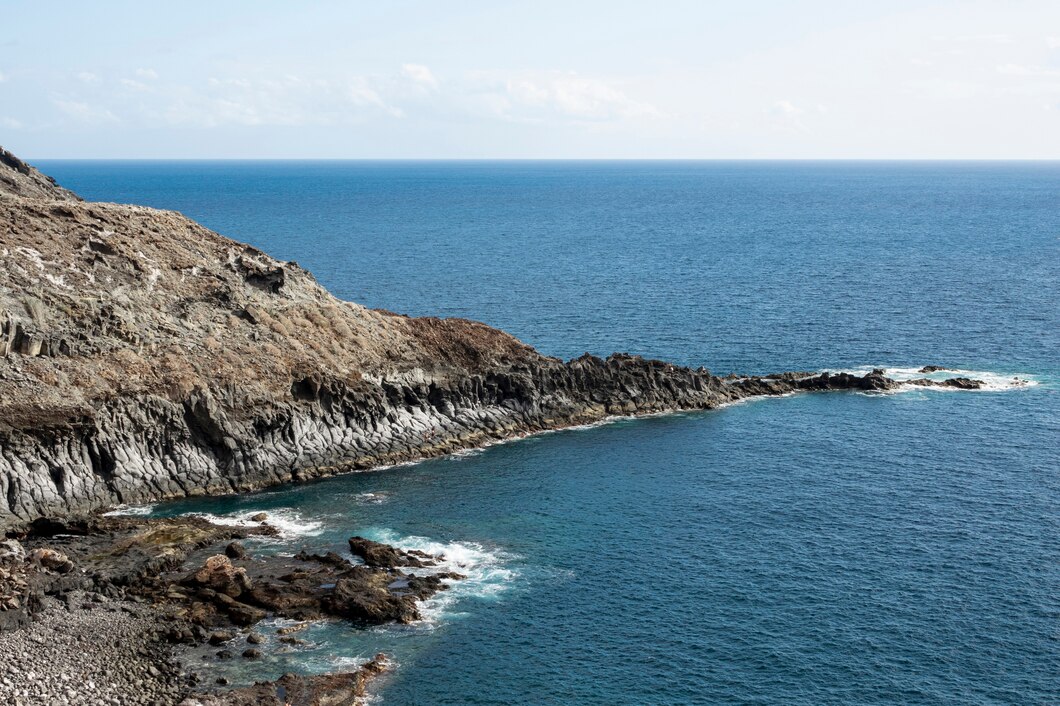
43 162 1060 704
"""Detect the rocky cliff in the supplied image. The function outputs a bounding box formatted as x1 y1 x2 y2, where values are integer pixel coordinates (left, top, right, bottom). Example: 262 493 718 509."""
0 148 976 528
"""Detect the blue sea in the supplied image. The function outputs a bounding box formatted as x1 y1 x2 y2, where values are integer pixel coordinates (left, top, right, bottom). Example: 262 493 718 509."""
40 161 1060 705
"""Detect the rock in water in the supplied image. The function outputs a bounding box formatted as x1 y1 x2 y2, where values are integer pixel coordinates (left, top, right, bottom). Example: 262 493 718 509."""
224 541 248 559
182 653 389 705
348 536 438 568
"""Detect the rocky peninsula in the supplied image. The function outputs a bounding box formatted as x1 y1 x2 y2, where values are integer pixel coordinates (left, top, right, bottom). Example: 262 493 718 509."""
0 148 986 703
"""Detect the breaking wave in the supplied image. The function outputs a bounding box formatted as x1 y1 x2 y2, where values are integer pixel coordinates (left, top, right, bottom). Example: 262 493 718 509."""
180 507 324 540
357 528 518 624
102 503 157 517
836 366 1040 392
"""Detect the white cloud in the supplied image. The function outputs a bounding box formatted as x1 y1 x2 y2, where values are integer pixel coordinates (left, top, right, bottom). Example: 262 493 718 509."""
157 74 405 127
0 70 6 83
135 68 158 80
1048 37 1060 49
76 71 100 84
771 100 804 116
997 63 1060 77
52 99 119 125
348 78 405 117
120 78 151 92
483 72 661 123
402 63 438 90
933 33 1012 44
0 117 22 129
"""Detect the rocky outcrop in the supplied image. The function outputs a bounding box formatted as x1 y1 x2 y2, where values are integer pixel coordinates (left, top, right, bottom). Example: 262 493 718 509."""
0 148 80 202
0 513 407 704
0 148 984 529
174 542 460 628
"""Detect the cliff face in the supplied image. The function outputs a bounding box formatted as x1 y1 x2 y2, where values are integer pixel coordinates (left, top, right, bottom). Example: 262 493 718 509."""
0 149 952 529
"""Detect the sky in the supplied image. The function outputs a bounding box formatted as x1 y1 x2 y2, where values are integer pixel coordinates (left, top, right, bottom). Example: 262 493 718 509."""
2 0 1059 159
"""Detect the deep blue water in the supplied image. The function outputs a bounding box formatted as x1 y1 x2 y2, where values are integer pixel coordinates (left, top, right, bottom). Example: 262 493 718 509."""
40 161 1060 704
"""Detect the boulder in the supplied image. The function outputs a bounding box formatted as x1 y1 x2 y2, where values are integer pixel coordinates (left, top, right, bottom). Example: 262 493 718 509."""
27 548 75 574
208 630 235 645
212 592 266 627
224 542 248 560
188 555 252 597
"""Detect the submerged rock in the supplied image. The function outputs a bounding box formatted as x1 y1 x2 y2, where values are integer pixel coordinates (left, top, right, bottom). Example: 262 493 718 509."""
183 653 389 705
908 376 983 390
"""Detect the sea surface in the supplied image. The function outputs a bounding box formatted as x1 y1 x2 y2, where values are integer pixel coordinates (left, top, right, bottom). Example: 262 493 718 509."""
41 161 1060 705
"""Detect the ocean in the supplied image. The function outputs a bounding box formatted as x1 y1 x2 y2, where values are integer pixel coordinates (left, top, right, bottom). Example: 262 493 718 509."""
39 161 1059 705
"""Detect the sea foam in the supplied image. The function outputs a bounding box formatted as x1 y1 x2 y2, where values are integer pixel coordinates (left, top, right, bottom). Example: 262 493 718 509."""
102 503 157 517
357 528 518 625
180 507 324 541
835 366 1040 392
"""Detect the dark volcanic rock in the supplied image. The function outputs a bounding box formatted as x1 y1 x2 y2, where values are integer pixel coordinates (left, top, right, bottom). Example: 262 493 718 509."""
348 536 438 568
908 376 984 390
322 567 421 624
224 541 248 559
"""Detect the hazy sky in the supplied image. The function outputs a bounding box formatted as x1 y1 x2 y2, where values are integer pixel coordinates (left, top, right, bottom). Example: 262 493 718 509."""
3 1 1059 158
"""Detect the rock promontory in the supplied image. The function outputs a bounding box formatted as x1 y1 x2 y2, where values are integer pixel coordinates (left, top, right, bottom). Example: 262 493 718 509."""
0 149 981 528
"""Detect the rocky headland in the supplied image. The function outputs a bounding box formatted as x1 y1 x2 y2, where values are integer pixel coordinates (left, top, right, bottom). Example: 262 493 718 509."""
0 148 987 703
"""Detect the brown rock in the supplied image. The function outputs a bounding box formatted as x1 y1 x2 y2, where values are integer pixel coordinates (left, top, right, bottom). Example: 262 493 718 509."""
188 555 252 597
27 547 74 573
208 630 235 645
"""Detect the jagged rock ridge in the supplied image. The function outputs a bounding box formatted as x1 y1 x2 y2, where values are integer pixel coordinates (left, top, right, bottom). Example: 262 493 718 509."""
0 148 978 528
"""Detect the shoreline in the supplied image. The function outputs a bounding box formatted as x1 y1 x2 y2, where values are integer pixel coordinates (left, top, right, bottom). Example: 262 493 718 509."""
97 365 1032 522
0 516 420 705
0 363 1003 534
0 368 1025 705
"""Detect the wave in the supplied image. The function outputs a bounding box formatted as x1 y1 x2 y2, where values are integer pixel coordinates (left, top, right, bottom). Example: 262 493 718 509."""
180 507 324 541
358 528 518 625
834 366 1039 392
102 503 157 517
353 491 390 505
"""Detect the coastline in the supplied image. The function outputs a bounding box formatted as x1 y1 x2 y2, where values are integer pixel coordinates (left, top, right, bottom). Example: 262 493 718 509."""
0 368 1018 705
0 151 1042 704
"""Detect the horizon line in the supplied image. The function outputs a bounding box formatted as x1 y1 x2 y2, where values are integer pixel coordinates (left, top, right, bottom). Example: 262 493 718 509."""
27 157 1060 163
